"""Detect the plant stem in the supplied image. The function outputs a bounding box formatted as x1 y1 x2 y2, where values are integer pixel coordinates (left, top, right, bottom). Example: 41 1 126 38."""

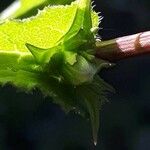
95 31 150 61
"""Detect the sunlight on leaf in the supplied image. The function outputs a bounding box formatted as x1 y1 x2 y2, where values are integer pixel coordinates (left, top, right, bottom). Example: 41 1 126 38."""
0 0 111 144
0 0 74 19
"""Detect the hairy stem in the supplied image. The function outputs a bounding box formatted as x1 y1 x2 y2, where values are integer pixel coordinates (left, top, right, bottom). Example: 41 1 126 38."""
95 31 150 61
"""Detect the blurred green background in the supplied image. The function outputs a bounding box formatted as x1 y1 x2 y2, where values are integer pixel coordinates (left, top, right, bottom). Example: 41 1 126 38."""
0 0 150 150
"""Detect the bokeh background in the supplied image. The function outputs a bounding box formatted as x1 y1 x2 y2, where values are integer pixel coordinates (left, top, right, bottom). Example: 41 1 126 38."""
0 0 150 150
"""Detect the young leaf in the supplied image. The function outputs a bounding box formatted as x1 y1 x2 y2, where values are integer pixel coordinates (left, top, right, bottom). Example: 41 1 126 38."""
77 76 113 145
0 0 111 144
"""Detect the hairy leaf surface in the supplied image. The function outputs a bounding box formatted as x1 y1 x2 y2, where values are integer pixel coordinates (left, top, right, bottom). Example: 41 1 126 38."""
0 0 74 19
0 0 111 144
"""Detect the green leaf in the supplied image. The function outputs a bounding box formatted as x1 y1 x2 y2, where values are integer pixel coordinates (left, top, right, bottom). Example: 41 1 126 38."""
0 3 77 52
0 0 111 144
0 0 97 87
0 1 99 52
0 51 42 90
0 0 74 20
77 76 113 145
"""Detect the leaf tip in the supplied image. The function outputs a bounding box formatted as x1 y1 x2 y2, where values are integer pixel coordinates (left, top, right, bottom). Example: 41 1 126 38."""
94 140 97 146
25 43 49 63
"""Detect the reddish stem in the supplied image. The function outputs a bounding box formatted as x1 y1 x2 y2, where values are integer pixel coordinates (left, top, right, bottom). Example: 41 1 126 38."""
95 31 150 61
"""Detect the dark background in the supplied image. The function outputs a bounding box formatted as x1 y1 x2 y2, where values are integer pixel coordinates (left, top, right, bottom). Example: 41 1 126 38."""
0 0 150 150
